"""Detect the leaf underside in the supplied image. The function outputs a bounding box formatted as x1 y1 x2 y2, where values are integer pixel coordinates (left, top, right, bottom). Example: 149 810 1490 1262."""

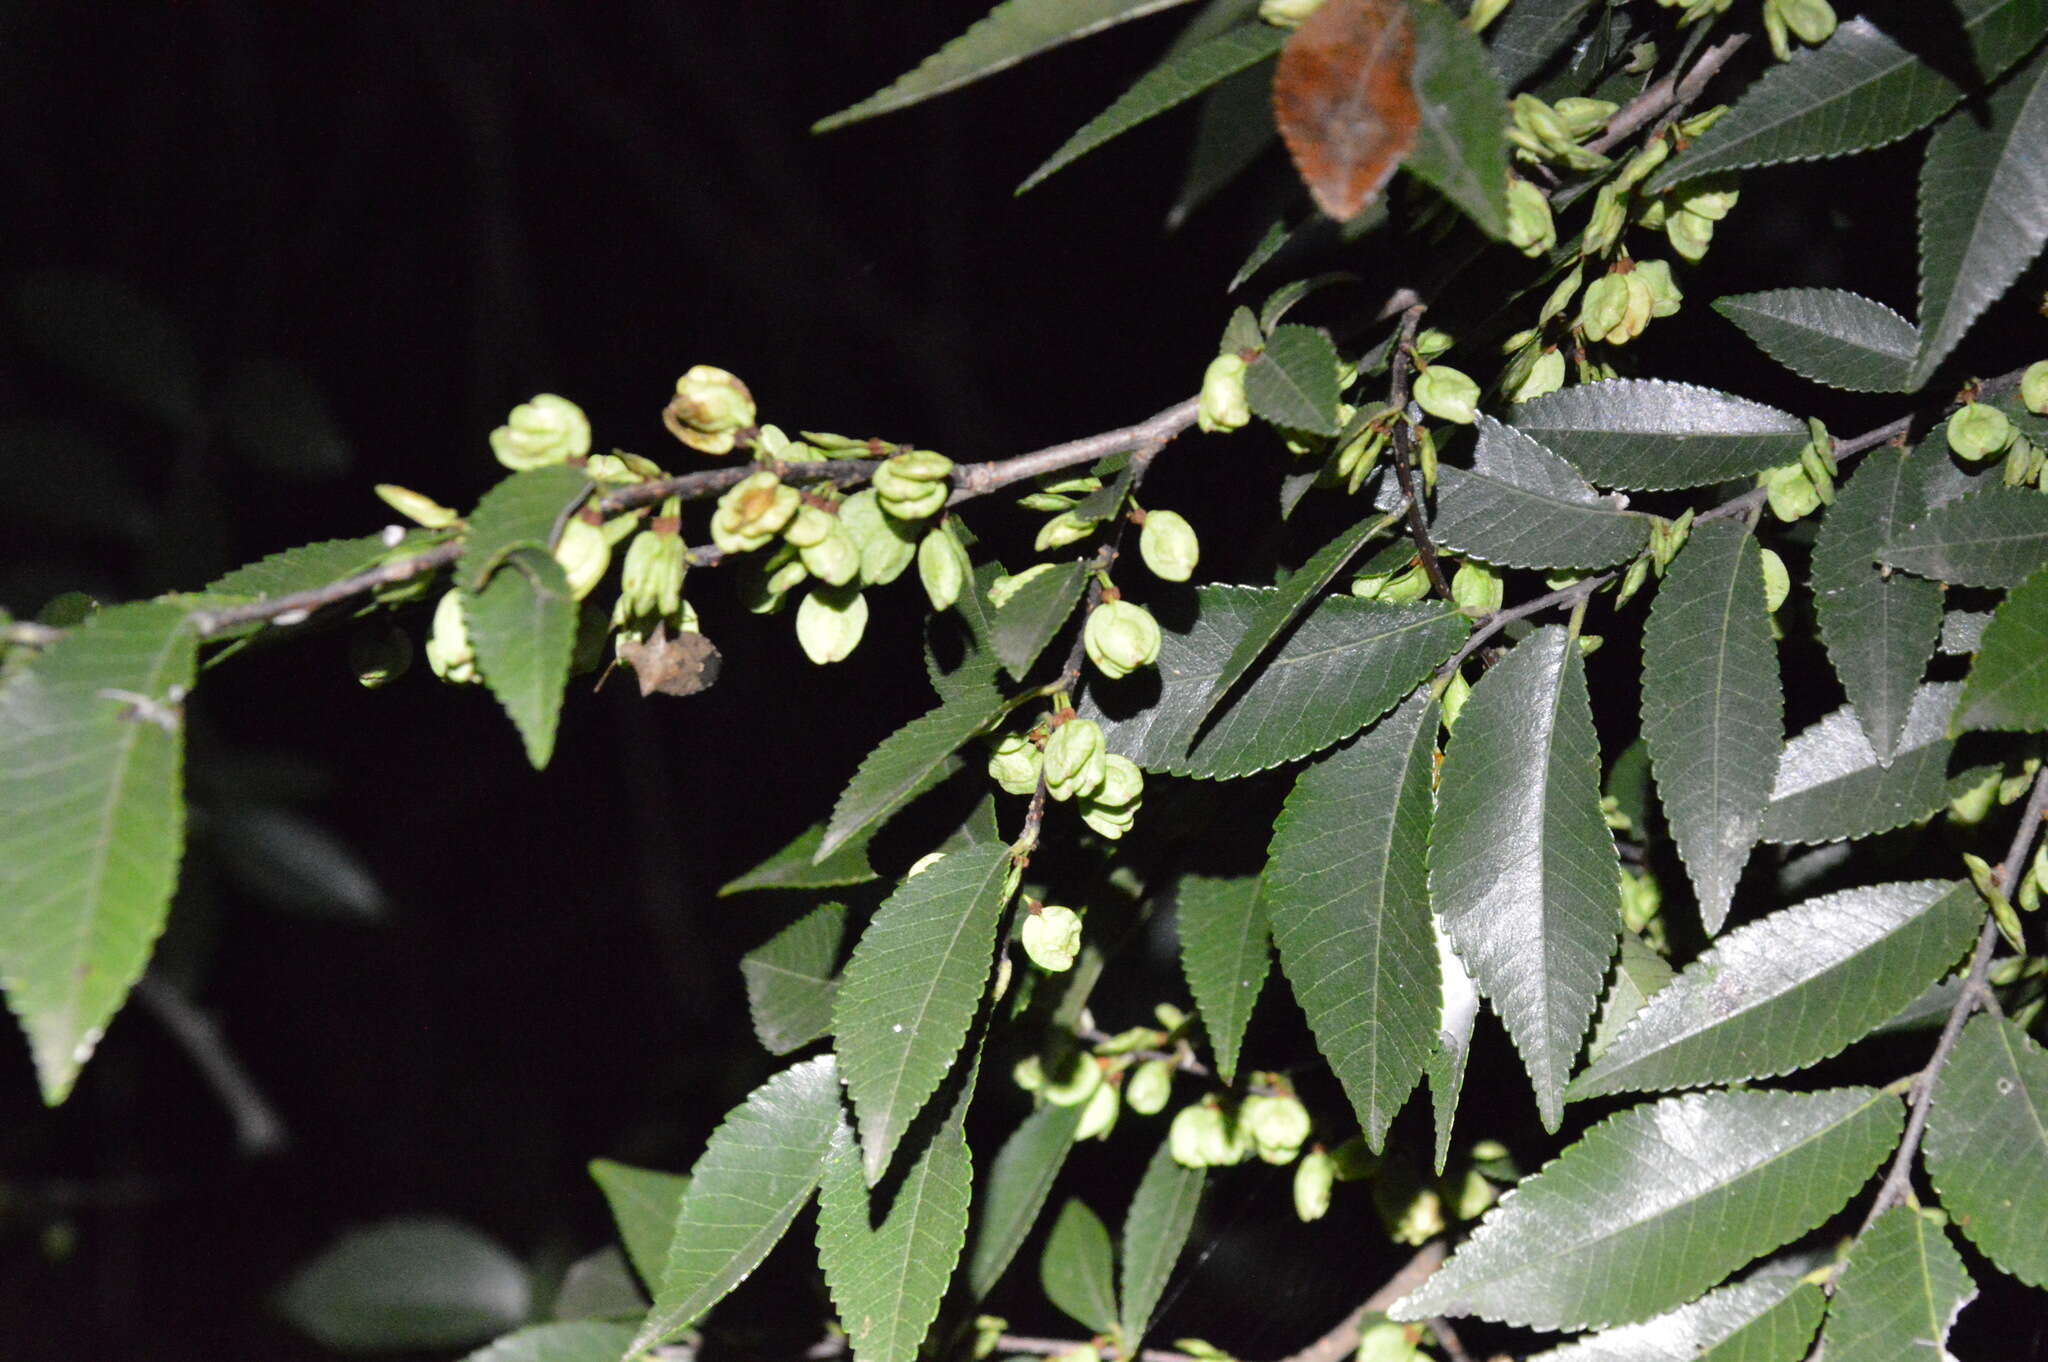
1712 288 1919 393
1175 872 1269 1086
1429 420 1649 571
1509 380 1808 490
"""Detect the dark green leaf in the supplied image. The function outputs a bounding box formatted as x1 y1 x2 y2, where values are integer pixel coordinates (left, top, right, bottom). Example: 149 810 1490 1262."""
1230 217 1293 292
991 559 1090 681
1245 324 1342 436
813 0 1200 132
1810 446 1944 764
1925 1014 2048 1287
1525 1273 1823 1362
1914 47 2048 384
742 904 847 1056
834 845 1012 1184
1168 45 1276 227
1957 563 2048 731
1405 0 1509 237
815 1059 981 1362
1568 882 1979 1100
1390 1087 1903 1332
1822 1205 1976 1362
1429 420 1650 570
278 1217 529 1352
633 1055 843 1351
967 1102 1083 1299
1760 683 1958 844
1197 513 1395 726
1510 380 1808 490
12 270 200 429
204 533 413 604
1175 873 1268 1085
1020 23 1285 193
719 822 877 896
1712 289 1919 393
1040 1199 1119 1335
1431 628 1617 1131
1120 1140 1204 1346
1879 485 2048 588
1428 917 1482 1174
465 549 576 770
461 466 593 592
0 601 194 1104
1264 691 1440 1147
1486 0 1596 89
1584 929 1675 1067
1081 586 1467 779
1647 1 2048 193
587 1160 689 1292
819 683 1007 861
463 1322 640 1362
1641 521 1781 933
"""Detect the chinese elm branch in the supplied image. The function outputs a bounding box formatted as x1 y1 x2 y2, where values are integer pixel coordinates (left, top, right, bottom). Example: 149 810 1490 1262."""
1388 305 1454 601
1584 33 1749 156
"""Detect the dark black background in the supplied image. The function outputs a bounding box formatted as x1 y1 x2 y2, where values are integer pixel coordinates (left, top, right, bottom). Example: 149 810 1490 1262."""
2 3 2043 1359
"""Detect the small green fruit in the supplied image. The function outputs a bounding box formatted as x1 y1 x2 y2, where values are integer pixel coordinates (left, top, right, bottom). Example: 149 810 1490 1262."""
1758 547 1790 613
665 366 755 455
839 489 919 585
1412 365 1480 425
2021 360 2048 416
424 589 478 684
1138 509 1201 582
1085 599 1163 679
1034 509 1097 552
1075 1077 1120 1141
1198 353 1251 434
490 393 591 470
1293 1149 1335 1222
553 516 612 600
1043 717 1108 801
620 527 687 618
987 732 1044 797
918 526 970 611
1021 904 1083 972
1947 402 2014 461
794 587 867 664
712 471 801 553
1125 1058 1173 1116
375 483 460 529
1450 560 1503 616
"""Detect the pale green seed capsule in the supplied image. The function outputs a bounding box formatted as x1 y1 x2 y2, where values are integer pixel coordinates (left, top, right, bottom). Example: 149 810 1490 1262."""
1632 259 1683 317
424 589 479 685
1356 1321 1422 1362
1759 547 1791 613
1504 176 1556 257
1079 797 1138 840
1257 0 1322 27
1093 753 1144 809
877 479 947 522
794 587 867 664
1758 463 1822 522
1075 1077 1120 1141
1779 0 1837 44
1043 718 1109 801
1666 208 1714 262
1043 1053 1102 1107
987 732 1044 797
666 367 755 456
918 527 970 611
839 489 919 585
1553 97 1619 138
1947 402 2014 461
620 528 687 617
798 522 860 587
907 852 947 878
1614 553 1652 608
1413 365 1481 425
1139 509 1201 582
375 483 460 529
1451 560 1504 616
1578 273 1630 342
1293 1149 1335 1222
1439 669 1471 731
1125 1058 1173 1116
1035 509 1098 552
1022 904 1083 972
1510 349 1567 404
1085 599 1162 679
2021 360 2048 416
1241 1092 1313 1162
782 502 836 549
490 393 591 470
1198 352 1251 434
349 624 413 689
712 471 801 553
553 517 611 600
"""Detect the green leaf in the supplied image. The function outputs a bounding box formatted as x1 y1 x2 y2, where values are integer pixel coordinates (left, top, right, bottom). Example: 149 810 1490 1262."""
815 1059 981 1362
719 822 878 896
1567 882 1980 1101
742 903 847 1056
820 682 1008 861
1264 691 1440 1148
1389 1087 1904 1332
632 1054 843 1351
833 844 1012 1184
12 270 200 429
1915 49 2048 385
1486 0 1597 89
1585 929 1675 1067
1174 873 1268 1085
1641 521 1781 933
991 559 1090 681
1711 289 1919 393
1245 324 1342 436
1925 1014 2048 1287
812 0 1201 132
1020 23 1285 193
1525 1273 1823 1362
1430 627 1617 1131
1196 512 1396 727
967 1101 1083 1299
1428 915 1482 1174
0 601 194 1104
1509 380 1809 490
1821 1205 1976 1362
1759 683 1959 845
461 466 593 592
464 1322 640 1362
1646 2 2048 193
1957 563 2048 731
1879 485 2048 588
464 549 576 770
203 532 417 604
1120 1140 1204 1346
1405 0 1509 237
1429 420 1650 571
1040 1199 1119 1335
1810 446 1945 764
587 1160 689 1291
278 1217 530 1353
1081 586 1467 780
